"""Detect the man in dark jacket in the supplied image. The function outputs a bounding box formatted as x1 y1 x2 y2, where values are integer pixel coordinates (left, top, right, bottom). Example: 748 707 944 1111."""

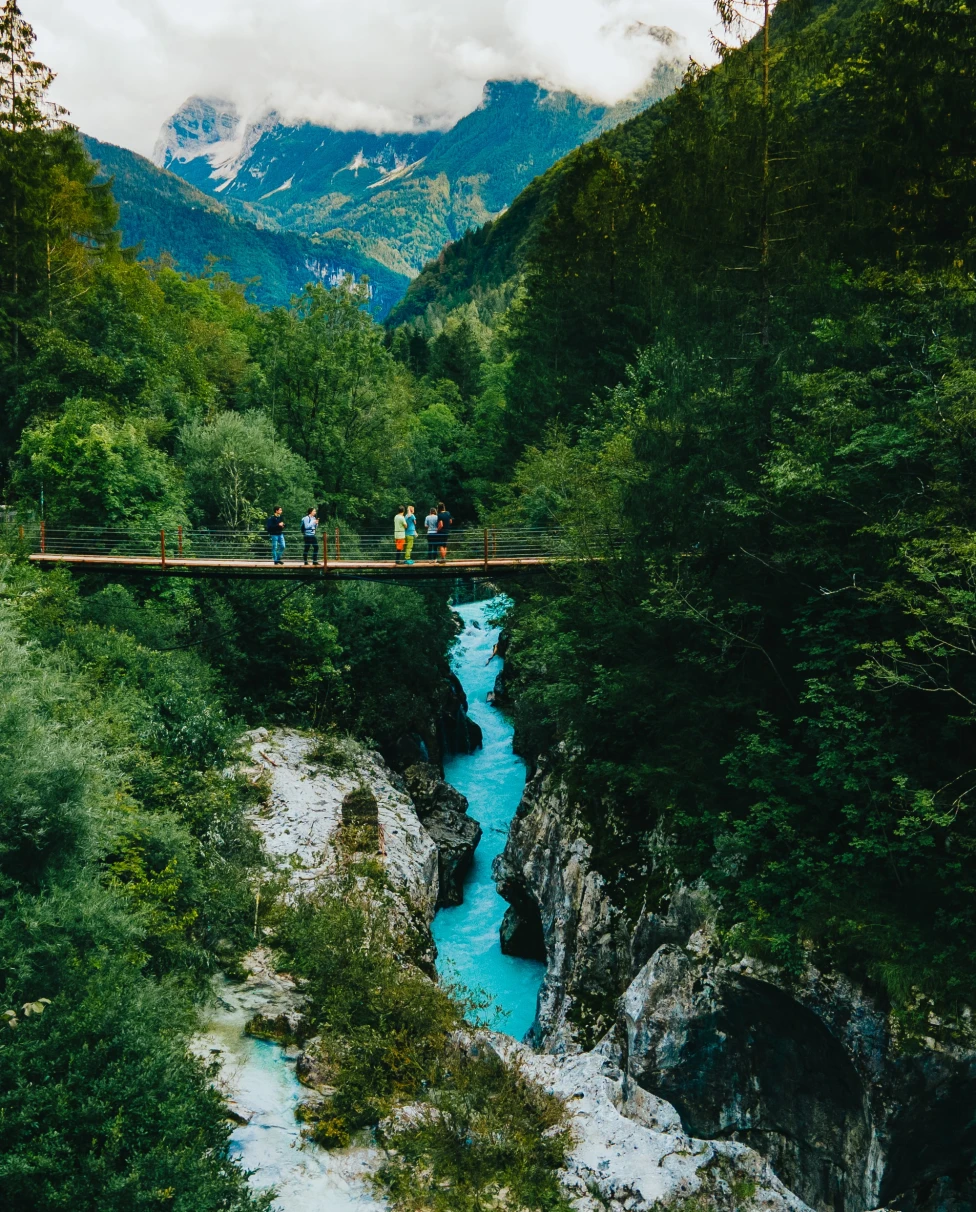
266 507 286 565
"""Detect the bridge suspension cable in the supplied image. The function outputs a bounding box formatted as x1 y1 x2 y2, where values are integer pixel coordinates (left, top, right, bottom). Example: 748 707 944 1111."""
18 523 599 579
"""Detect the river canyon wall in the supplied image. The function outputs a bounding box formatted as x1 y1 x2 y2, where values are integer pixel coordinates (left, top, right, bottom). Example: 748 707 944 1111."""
494 756 976 1212
231 726 818 1212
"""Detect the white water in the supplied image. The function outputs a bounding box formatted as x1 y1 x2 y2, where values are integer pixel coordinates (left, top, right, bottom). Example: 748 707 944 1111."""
199 978 383 1211
204 593 543 1207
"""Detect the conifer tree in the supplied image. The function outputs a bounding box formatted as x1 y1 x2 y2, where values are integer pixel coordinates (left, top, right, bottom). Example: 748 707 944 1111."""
0 0 115 377
0 0 58 134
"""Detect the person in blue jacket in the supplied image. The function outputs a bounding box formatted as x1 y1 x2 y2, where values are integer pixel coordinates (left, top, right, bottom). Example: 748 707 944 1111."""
300 507 320 566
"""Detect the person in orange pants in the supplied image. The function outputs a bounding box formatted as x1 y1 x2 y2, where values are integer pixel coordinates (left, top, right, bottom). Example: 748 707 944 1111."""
394 506 406 563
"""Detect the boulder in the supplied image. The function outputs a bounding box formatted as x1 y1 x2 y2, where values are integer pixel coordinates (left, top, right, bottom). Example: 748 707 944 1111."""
404 762 482 906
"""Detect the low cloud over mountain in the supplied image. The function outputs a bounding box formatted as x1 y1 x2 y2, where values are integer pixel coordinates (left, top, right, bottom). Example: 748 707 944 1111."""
27 0 715 154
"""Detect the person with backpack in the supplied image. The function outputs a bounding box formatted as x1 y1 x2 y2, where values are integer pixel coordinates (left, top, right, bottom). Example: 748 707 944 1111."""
265 507 286 565
394 506 407 564
425 505 439 560
300 507 320 566
404 505 418 565
436 501 453 564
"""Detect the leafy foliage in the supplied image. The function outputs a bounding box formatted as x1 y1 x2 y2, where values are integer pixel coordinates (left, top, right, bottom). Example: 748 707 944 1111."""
274 858 571 1211
391 0 976 1025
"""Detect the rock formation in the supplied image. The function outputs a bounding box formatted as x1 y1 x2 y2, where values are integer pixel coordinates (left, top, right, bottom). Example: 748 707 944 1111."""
403 761 482 905
494 755 976 1212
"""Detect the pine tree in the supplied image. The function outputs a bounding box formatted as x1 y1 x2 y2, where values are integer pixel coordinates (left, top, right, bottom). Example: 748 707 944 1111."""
0 0 58 134
0 1 115 367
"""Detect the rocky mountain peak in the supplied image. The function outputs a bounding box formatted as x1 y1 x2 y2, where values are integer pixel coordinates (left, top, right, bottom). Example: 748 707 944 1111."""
153 95 241 168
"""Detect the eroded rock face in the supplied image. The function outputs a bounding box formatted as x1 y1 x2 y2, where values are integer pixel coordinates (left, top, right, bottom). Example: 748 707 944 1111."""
243 728 440 966
440 672 484 754
494 756 976 1212
482 1033 813 1212
403 762 482 906
493 756 630 1050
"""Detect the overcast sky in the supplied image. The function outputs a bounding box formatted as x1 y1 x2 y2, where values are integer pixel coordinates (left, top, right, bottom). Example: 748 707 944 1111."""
24 0 717 156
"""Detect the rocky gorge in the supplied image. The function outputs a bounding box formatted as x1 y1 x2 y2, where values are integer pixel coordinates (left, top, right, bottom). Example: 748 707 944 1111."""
197 608 854 1212
494 756 976 1212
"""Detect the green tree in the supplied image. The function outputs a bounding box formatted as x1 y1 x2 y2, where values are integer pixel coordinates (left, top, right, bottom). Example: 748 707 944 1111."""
254 281 409 518
14 395 186 525
179 409 316 529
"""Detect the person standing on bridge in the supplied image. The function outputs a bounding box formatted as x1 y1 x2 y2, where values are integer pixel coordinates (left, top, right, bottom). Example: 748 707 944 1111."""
300 507 320 566
394 506 407 564
425 506 439 560
404 505 418 565
266 506 286 565
436 501 453 564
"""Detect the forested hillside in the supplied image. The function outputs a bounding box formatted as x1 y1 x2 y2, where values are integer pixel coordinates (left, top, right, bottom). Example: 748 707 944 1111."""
386 0 976 1031
81 135 409 313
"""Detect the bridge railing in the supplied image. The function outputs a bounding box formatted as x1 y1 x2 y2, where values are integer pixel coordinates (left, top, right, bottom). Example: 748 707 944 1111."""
23 523 585 564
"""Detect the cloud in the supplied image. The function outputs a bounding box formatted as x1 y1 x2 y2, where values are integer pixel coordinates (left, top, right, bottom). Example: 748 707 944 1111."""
24 0 716 155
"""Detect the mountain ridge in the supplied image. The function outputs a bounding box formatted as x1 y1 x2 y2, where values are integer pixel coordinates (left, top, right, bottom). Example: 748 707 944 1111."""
81 134 409 313
155 69 683 280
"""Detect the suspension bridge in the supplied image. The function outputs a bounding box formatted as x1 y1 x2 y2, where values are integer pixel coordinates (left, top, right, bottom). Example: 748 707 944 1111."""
20 523 593 580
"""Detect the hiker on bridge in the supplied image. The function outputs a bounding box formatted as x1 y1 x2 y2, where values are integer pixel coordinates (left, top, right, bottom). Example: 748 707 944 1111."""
436 501 453 564
404 505 418 565
425 506 439 560
266 507 286 565
394 506 407 564
300 507 320 566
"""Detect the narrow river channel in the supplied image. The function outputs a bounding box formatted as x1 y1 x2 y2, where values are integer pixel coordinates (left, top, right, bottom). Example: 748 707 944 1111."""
200 592 543 1209
432 596 545 1040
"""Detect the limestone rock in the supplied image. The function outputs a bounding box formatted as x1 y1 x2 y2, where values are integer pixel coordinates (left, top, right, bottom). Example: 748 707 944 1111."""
404 762 482 906
495 756 976 1212
246 729 440 963
482 1034 811 1212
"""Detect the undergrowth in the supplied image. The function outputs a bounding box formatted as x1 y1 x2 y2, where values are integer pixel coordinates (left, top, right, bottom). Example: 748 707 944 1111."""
273 857 573 1210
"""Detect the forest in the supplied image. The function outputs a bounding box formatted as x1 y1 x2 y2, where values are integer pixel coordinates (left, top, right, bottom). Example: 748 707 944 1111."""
1 0 975 1205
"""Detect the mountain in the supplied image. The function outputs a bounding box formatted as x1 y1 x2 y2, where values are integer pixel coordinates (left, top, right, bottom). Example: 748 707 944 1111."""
154 66 682 281
81 134 410 314
385 88 674 330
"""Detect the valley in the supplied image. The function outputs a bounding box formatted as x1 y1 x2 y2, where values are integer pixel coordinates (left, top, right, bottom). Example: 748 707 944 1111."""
1 0 975 1209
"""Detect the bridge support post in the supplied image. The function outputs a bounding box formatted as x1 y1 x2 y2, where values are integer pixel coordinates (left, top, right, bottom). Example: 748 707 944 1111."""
484 528 489 573
177 526 183 557
160 530 167 568
322 529 329 570
335 527 341 560
40 521 46 553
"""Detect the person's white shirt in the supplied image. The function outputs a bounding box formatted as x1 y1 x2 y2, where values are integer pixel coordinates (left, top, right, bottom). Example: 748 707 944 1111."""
425 512 439 534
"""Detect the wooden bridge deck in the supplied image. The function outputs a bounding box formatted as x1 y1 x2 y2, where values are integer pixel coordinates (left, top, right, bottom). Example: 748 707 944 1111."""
28 552 556 579
21 525 584 580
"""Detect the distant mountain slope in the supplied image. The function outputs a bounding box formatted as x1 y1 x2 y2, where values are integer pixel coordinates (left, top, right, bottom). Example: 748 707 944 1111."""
387 0 875 331
154 67 682 280
385 92 674 329
81 135 410 314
